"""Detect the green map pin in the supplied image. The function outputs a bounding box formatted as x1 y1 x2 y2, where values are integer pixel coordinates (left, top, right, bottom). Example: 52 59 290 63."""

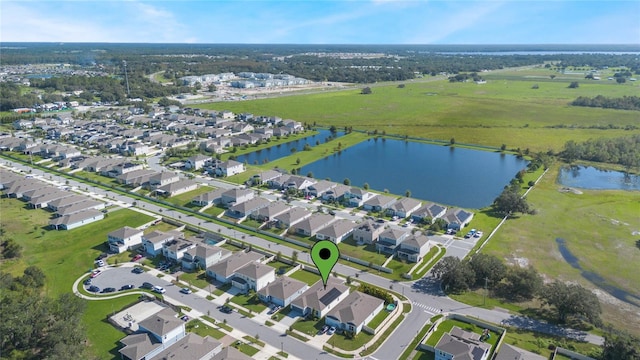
311 240 340 289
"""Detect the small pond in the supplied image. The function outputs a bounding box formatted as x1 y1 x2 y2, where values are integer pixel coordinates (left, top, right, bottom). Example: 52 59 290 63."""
558 165 640 191
235 129 343 165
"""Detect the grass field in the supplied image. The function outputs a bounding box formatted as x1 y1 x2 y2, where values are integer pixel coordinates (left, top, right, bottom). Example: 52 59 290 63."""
163 185 214 208
483 163 640 335
288 269 321 286
198 77 639 152
0 199 153 296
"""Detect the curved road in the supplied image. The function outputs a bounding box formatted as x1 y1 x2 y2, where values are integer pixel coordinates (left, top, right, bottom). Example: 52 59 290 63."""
4 159 603 360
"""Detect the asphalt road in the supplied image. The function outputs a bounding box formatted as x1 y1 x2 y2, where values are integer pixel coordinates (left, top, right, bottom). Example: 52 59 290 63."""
3 159 604 360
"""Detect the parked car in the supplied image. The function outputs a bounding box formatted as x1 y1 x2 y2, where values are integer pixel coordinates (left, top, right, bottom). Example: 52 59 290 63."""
88 285 100 293
152 286 166 294
120 284 135 291
141 282 153 289
474 231 483 238
132 254 143 261
220 306 232 314
319 325 329 335
83 278 92 286
95 253 108 261
132 267 145 274
102 287 116 293
90 270 101 278
327 326 336 335
180 315 189 322
180 287 192 294
95 260 105 267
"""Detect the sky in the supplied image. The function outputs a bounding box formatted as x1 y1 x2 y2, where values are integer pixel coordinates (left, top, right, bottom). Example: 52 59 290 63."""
1 0 639 44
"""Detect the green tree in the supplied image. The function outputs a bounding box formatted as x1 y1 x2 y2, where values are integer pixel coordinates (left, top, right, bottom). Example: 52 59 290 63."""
450 137 455 145
343 178 351 186
568 81 580 88
291 251 298 265
1 238 22 259
601 331 640 360
361 87 372 94
501 266 542 301
493 185 530 215
541 281 601 324
363 182 370 190
468 254 506 288
432 256 475 294
405 189 411 197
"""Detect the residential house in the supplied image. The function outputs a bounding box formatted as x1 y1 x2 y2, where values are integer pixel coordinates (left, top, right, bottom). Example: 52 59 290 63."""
205 251 263 284
411 203 447 224
293 213 335 237
324 291 384 335
215 160 245 177
444 208 474 230
185 154 210 171
181 244 231 271
282 175 316 192
352 220 385 245
494 344 542 360
191 188 226 207
55 200 105 217
162 238 197 262
155 179 198 197
274 207 312 229
397 234 433 263
232 261 276 292
376 228 410 254
226 197 270 218
386 198 422 218
47 194 88 212
290 278 350 318
49 209 104 230
251 201 290 222
305 180 336 198
220 188 254 207
257 276 308 307
107 226 144 253
363 194 397 213
434 326 491 360
345 188 376 207
316 219 356 244
116 169 157 187
28 190 72 209
142 230 183 257
212 346 252 360
250 170 281 186
146 333 222 360
322 184 350 202
149 172 180 189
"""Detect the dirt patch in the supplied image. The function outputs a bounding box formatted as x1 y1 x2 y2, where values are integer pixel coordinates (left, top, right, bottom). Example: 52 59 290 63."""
558 187 583 194
505 253 530 268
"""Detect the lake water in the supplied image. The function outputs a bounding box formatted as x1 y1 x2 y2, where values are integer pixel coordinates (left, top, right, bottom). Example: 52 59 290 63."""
300 138 528 209
557 166 640 191
235 129 342 165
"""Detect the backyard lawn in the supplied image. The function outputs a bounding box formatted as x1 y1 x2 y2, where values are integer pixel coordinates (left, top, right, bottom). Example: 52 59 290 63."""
229 292 268 313
186 319 227 340
288 269 321 286
164 185 214 208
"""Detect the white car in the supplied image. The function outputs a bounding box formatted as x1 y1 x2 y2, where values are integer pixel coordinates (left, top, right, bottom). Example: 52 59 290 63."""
180 287 192 294
152 286 166 294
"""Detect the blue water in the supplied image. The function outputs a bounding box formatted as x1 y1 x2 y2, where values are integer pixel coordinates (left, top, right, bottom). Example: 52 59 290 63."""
235 129 343 165
558 166 640 191
300 138 528 209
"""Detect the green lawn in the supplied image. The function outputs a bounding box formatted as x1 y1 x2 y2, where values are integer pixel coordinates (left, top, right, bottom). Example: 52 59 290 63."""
235 343 260 357
74 170 119 186
291 317 324 337
483 163 640 335
339 236 389 266
328 331 374 352
229 292 268 313
0 199 153 296
186 319 227 340
180 270 213 289
366 309 391 329
203 204 226 217
213 283 232 296
164 185 214 208
266 260 294 275
198 79 640 153
288 269 321 286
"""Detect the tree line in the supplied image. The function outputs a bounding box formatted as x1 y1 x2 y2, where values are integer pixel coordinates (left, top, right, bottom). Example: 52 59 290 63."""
570 95 640 111
560 135 640 170
0 267 92 359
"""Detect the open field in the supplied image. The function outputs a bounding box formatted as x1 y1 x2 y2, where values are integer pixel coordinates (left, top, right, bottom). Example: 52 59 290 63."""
483 163 640 335
163 185 214 208
0 198 153 296
199 77 639 152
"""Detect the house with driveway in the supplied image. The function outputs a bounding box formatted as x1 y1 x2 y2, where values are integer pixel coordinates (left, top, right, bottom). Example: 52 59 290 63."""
293 213 335 237
352 220 385 245
231 261 276 292
434 326 491 360
142 230 183 257
305 180 336 198
324 291 384 335
257 276 308 307
226 197 270 219
251 201 290 222
107 226 144 253
397 233 433 263
386 197 422 218
191 188 226 207
411 202 447 224
215 160 245 177
274 207 312 229
184 154 210 171
345 187 376 207
49 209 104 230
162 238 197 262
220 188 254 207
376 228 410 254
444 208 474 230
290 277 350 318
363 194 397 213
316 219 356 244
322 184 350 202
155 179 198 197
205 251 264 285
182 243 232 271
149 172 180 189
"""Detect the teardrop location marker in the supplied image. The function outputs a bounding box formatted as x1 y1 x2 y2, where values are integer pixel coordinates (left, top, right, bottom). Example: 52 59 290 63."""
310 240 340 289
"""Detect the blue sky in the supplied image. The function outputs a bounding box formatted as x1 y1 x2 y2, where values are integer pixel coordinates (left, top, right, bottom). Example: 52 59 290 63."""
1 1 639 44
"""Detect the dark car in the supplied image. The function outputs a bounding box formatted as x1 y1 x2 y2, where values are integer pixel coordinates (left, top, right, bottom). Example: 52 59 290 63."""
141 282 153 289
318 325 329 335
88 285 100 293
132 267 145 274
95 253 108 261
220 306 233 314
83 278 92 286
102 287 116 293
120 284 135 291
